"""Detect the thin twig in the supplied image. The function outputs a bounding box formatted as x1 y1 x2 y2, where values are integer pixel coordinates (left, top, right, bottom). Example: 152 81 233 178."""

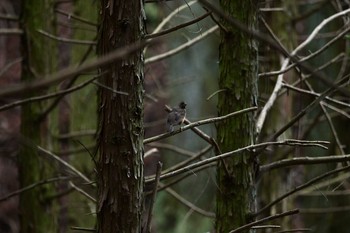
37 29 96 45
145 25 218 64
145 139 327 184
71 226 96 232
251 225 280 229
153 163 215 193
0 29 23 34
256 9 350 134
255 165 350 216
300 205 350 214
164 185 215 218
55 130 96 140
282 82 350 109
199 0 350 98
37 145 92 184
69 181 96 203
0 58 23 78
260 154 350 173
145 11 211 39
162 145 212 173
0 39 155 97
267 75 349 142
145 162 162 233
55 9 97 26
228 209 299 233
0 13 19 20
304 80 346 156
274 228 311 233
93 81 129 95
148 142 196 158
0 75 100 112
259 25 350 78
39 37 97 120
0 177 71 202
206 89 226 100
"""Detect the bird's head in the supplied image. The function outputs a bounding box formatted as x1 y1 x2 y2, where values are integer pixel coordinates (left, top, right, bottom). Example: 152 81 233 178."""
179 101 187 109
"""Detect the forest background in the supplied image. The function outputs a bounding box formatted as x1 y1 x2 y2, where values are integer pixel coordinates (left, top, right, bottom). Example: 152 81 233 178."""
0 0 350 233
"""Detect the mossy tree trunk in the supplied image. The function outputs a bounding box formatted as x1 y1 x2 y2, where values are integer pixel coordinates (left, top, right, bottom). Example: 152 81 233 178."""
19 0 57 232
215 0 258 232
97 0 145 232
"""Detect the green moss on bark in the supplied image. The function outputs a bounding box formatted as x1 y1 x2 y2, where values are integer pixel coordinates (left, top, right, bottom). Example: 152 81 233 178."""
19 0 58 233
215 0 258 232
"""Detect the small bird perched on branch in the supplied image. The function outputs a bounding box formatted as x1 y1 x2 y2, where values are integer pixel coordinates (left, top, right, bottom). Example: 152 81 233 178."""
166 101 187 132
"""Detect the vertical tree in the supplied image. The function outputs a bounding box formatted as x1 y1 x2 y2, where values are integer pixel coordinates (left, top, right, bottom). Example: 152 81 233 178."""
215 0 258 232
96 0 145 232
19 0 57 232
259 0 300 228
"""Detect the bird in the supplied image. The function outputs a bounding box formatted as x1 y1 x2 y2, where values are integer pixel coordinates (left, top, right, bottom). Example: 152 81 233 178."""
166 101 187 132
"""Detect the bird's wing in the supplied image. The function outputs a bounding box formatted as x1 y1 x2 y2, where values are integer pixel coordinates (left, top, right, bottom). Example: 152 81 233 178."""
167 109 181 123
173 110 183 124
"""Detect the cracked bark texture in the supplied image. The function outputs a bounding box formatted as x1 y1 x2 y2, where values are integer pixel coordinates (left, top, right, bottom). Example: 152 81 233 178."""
97 0 145 232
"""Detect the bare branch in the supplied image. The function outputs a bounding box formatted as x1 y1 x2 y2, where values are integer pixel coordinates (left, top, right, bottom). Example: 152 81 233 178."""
282 82 350 109
259 25 350 78
260 154 350 173
0 29 23 34
162 145 212 173
37 29 96 45
256 8 350 134
37 146 92 184
153 163 215 193
0 39 155 98
55 9 97 26
71 226 95 232
163 185 215 218
144 107 257 144
0 13 19 20
69 181 96 203
274 228 312 233
146 139 328 184
145 25 218 64
148 142 197 158
145 162 163 233
0 58 23 78
145 11 211 39
0 75 100 112
255 165 350 216
267 75 349 142
0 177 70 202
54 130 95 140
199 0 350 97
228 209 300 233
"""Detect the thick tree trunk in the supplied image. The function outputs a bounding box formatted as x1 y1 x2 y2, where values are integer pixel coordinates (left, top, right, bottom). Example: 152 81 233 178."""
97 0 145 233
19 0 57 233
215 0 258 232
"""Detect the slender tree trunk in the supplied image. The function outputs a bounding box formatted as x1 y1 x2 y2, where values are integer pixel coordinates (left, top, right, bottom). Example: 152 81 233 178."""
97 0 145 232
19 0 57 232
215 0 258 232
259 0 299 228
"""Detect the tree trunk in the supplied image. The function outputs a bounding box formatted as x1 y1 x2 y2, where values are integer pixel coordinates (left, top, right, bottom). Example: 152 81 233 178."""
259 0 299 228
19 0 57 232
97 0 145 232
215 0 258 232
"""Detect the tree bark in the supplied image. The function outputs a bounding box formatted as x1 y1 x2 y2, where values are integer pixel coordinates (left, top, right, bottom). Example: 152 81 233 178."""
97 0 145 233
215 0 258 232
19 0 57 232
